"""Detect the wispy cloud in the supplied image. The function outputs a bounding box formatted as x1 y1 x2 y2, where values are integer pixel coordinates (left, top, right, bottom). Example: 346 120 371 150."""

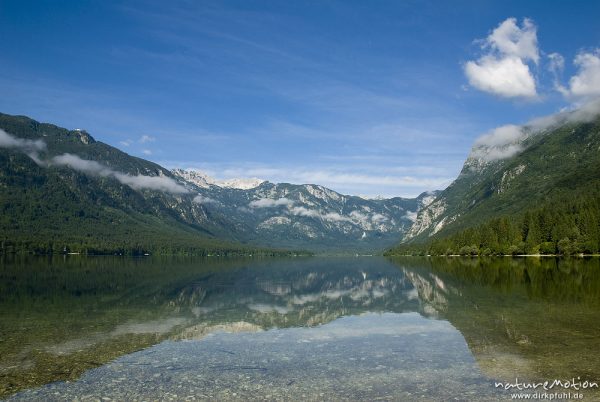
193 194 218 204
249 198 294 208
547 52 566 94
470 98 600 162
51 153 188 193
403 211 418 222
0 129 188 194
471 124 524 161
247 197 394 225
289 206 352 223
0 129 46 153
139 135 155 144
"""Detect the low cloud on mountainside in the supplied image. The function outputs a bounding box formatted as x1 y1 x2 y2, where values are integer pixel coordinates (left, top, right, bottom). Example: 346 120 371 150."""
0 129 188 194
247 197 392 225
0 129 46 153
470 125 524 161
470 98 600 162
192 195 218 204
249 198 294 208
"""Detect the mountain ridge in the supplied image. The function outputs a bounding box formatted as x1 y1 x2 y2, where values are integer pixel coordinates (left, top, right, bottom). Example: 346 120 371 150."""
389 99 600 255
0 112 434 254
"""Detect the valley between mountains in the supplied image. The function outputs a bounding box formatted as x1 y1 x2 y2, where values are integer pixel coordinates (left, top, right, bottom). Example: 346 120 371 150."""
1 99 600 256
0 112 434 254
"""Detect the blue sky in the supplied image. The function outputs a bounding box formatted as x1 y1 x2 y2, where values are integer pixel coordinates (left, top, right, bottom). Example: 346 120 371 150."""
1 0 599 197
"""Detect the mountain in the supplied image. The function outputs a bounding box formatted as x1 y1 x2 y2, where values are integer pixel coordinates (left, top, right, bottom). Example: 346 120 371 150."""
390 100 600 255
0 112 434 254
389 257 600 383
172 168 264 190
172 169 437 252
0 256 428 397
0 113 290 256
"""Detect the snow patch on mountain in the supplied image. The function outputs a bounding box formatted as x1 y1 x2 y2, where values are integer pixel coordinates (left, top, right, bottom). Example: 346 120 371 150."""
172 168 265 190
174 168 434 248
258 216 292 229
172 169 213 188
305 184 342 202
219 177 266 190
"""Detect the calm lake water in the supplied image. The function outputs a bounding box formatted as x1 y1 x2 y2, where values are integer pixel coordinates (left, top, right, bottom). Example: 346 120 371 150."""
1 256 599 401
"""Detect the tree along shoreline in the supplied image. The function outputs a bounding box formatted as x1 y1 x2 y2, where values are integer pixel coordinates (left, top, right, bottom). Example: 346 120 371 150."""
386 188 600 258
0 239 310 257
385 253 600 257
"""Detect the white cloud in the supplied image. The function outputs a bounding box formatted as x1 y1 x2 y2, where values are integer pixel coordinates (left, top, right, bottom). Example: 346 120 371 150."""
470 124 524 162
139 135 155 144
403 211 418 222
119 140 132 147
547 52 568 95
142 149 153 155
0 130 187 193
290 206 351 223
349 210 369 225
471 143 522 162
1 129 188 194
108 171 188 193
51 153 188 194
321 211 351 223
465 18 538 99
0 129 46 153
525 98 600 132
568 97 600 122
52 153 113 176
567 50 600 98
547 53 565 76
469 98 600 163
371 213 388 223
249 198 294 208
487 18 539 63
465 56 536 98
247 303 291 314
474 124 523 148
289 206 320 218
193 194 218 204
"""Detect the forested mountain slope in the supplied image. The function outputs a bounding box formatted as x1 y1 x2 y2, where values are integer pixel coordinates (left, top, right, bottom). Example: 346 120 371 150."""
0 112 432 254
388 102 600 255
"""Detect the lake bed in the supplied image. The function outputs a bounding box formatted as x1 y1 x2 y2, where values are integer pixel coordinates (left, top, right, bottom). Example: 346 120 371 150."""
1 256 599 400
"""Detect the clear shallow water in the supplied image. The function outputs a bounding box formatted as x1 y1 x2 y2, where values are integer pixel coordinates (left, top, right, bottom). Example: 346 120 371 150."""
1 256 599 400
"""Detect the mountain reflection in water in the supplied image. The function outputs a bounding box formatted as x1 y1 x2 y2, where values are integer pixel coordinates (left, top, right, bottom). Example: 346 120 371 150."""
1 256 599 400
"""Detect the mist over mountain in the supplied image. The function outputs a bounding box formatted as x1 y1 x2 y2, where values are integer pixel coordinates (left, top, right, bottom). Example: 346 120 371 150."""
0 112 436 254
390 100 600 255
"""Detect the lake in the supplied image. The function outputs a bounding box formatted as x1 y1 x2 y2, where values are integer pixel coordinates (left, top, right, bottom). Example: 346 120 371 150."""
1 256 599 401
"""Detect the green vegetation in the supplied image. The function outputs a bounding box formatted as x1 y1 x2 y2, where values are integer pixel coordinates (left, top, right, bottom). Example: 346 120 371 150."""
388 110 600 256
0 112 306 256
387 186 600 256
389 257 600 384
